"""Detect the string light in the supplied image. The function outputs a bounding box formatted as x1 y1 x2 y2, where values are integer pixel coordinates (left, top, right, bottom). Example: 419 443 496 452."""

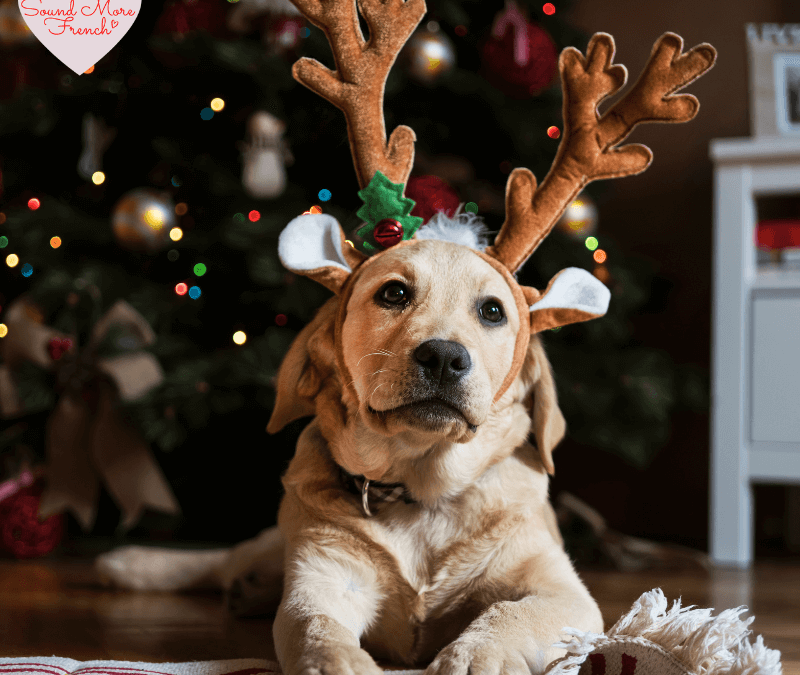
233 213 245 223
194 263 207 276
144 207 165 230
84 65 95 74
318 189 331 201
232 330 247 345
465 202 478 213
547 126 560 139
175 283 188 296
310 205 322 214
6 254 19 267
0 213 5 224
0 236 8 248
275 314 287 326
593 249 607 263
585 236 599 251
200 107 214 120
21 263 32 277
170 227 183 241
0 324 7 338
92 171 105 185
27 198 40 210
210 98 225 112
249 210 260 222
188 286 202 299
543 3 556 15
175 202 188 216
50 236 62 248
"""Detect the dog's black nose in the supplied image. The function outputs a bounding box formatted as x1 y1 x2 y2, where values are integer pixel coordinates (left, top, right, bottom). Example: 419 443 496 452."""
414 339 472 385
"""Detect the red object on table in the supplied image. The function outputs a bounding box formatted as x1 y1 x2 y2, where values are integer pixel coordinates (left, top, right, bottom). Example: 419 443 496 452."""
756 219 800 249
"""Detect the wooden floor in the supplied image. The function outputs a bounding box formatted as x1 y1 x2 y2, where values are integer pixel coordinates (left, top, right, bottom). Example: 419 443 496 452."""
0 559 798 673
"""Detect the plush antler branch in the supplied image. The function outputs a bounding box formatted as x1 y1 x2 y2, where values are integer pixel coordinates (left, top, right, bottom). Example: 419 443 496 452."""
486 32 716 274
291 0 426 188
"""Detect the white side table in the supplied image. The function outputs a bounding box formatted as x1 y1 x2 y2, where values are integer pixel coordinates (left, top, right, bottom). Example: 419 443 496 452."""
710 136 800 567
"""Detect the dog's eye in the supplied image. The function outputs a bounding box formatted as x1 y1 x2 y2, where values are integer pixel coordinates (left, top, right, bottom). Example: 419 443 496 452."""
479 300 504 323
379 282 409 305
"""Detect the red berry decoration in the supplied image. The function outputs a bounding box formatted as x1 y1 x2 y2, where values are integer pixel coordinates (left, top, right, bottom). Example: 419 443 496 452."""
47 337 73 361
406 175 461 224
374 219 404 248
0 482 63 559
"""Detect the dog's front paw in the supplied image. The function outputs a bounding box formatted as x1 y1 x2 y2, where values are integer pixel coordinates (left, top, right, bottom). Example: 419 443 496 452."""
424 636 545 675
295 643 384 675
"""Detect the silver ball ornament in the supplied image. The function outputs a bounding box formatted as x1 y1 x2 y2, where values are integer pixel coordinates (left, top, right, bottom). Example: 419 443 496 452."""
555 192 598 239
404 29 456 83
112 188 177 253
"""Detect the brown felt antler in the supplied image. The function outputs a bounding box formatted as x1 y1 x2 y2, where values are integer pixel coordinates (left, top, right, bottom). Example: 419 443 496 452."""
485 32 717 274
290 0 426 189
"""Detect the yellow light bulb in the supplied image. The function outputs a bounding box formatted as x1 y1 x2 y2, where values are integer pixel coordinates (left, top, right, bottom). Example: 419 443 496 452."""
0 324 7 338
169 227 183 241
6 253 19 268
210 98 225 112
92 171 105 185
233 330 247 345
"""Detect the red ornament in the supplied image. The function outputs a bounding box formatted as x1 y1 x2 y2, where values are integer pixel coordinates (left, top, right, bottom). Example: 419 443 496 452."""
481 8 558 99
0 481 63 559
406 175 460 224
374 219 404 248
756 219 800 250
47 337 73 361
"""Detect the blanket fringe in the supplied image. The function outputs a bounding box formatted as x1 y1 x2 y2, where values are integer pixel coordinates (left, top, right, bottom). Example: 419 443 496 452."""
547 589 782 675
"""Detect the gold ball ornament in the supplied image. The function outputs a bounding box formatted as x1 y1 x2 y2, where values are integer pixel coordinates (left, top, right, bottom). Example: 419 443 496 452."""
112 189 177 253
404 29 456 83
555 192 598 239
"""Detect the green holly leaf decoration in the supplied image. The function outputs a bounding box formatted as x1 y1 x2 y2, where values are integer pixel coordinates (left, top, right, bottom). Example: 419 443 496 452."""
355 171 424 252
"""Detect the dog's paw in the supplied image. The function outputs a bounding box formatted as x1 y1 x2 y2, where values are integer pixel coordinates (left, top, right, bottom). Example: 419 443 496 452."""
424 637 546 675
294 643 384 675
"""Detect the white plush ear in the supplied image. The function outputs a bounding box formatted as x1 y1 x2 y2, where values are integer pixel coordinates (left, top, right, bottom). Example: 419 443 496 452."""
528 267 611 333
278 213 366 294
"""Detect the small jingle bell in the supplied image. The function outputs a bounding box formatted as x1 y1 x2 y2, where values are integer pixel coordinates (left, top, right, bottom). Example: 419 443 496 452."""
374 219 404 248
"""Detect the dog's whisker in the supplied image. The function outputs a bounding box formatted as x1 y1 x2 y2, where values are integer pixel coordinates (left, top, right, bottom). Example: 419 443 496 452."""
371 382 387 399
357 352 394 367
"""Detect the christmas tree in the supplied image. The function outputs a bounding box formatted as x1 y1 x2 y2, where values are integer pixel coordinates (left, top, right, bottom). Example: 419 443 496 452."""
0 0 707 545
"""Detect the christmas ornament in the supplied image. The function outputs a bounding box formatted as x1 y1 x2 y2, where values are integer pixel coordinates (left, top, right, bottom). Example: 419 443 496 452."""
0 477 63 559
555 192 598 239
227 0 301 34
374 219 404 247
404 28 456 83
406 175 460 224
77 114 117 181
756 219 800 263
266 15 304 54
241 112 293 200
356 171 423 252
0 297 178 532
112 189 177 253
156 0 229 38
0 0 36 47
481 2 558 98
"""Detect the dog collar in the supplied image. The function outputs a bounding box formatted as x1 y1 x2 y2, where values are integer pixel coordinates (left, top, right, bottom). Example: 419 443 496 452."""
338 465 415 517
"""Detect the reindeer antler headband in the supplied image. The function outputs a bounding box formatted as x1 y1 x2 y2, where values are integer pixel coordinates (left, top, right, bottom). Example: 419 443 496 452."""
276 0 716 404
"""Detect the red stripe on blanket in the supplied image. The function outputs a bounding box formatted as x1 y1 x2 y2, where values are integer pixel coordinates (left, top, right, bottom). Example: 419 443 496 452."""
589 653 606 675
620 654 637 675
220 669 274 675
0 667 69 675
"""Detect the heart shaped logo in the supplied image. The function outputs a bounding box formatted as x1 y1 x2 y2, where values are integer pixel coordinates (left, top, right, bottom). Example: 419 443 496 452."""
19 0 141 75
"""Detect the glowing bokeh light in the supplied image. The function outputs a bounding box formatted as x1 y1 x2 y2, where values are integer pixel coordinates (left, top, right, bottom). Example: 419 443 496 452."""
21 263 32 277
594 264 610 283
194 263 207 276
0 213 5 224
275 314 287 326
593 249 607 263
585 236 599 251
543 3 556 15
455 25 467 36
175 283 188 296
144 207 165 230
84 65 95 74
249 210 261 222
175 202 188 216
233 213 245 223
92 171 105 185
210 98 225 112
167 249 179 261
318 189 331 201
232 330 247 345
27 198 40 210
169 227 183 241
0 324 6 338
6 254 19 267
0 236 8 248
188 286 201 299
50 236 61 248
345 240 354 248
547 126 560 139
200 107 214 120
310 205 323 214
465 202 478 213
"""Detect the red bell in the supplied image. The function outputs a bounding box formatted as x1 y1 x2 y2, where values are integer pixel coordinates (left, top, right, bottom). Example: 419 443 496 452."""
374 219 404 248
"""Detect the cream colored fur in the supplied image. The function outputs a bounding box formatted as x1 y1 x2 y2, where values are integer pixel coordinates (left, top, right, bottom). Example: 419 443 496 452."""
96 238 603 675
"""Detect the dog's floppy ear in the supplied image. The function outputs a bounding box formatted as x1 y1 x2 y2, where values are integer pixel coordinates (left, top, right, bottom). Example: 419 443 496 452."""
267 297 338 434
524 267 610 334
278 213 366 294
521 336 566 475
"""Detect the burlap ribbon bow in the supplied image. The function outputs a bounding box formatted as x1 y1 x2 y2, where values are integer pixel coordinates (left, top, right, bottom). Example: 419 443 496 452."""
0 296 180 531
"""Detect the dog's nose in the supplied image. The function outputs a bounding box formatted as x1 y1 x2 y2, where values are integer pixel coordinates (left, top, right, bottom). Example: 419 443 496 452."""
414 339 472 385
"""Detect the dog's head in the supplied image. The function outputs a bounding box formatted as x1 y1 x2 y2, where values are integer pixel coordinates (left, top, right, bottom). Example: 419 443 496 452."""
266 211 610 476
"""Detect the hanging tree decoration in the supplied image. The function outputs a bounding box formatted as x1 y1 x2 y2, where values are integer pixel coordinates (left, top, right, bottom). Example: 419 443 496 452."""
77 114 117 182
241 111 293 200
404 22 456 84
111 188 177 253
480 0 558 99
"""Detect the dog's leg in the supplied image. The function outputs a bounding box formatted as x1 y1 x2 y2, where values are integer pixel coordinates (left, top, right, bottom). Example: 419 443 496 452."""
274 545 385 675
95 525 284 595
423 551 603 675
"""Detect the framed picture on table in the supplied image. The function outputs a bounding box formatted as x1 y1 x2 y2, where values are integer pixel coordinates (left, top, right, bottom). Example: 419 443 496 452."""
775 53 800 135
